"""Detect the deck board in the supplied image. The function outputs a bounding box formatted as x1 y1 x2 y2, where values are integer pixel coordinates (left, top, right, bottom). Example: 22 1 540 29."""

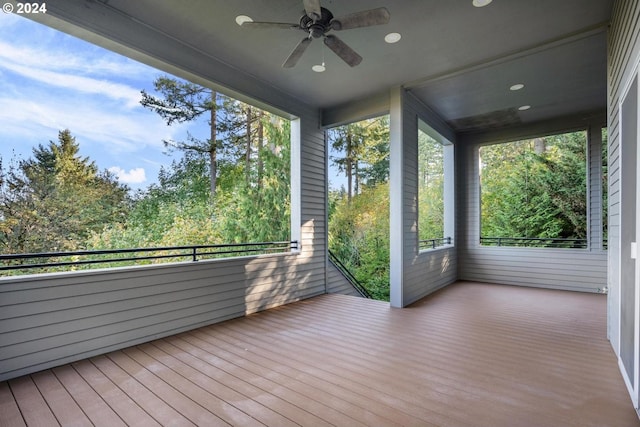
9 376 60 427
30 370 92 427
90 354 196 427
0 381 26 427
70 359 160 427
1 281 637 426
51 365 127 427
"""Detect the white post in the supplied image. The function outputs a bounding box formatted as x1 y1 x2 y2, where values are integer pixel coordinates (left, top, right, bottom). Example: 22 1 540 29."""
290 117 302 252
389 87 404 308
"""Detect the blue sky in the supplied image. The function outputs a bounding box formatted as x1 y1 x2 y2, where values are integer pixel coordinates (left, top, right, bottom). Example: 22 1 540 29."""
0 13 203 190
0 13 348 192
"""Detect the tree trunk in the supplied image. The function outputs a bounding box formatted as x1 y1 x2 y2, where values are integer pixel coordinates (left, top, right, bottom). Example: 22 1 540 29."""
354 160 359 195
346 133 353 201
257 112 264 189
245 107 252 185
209 91 217 200
534 138 546 154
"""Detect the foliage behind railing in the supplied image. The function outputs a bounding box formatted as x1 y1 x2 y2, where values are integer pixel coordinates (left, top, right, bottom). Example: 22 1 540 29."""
480 237 589 248
328 250 372 299
0 241 298 276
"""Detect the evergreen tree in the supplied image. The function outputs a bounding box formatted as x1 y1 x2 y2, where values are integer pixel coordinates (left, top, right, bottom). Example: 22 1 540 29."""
328 116 391 300
0 130 129 254
329 116 389 199
87 113 291 252
141 77 261 201
480 131 587 245
141 77 221 198
418 130 444 240
215 117 291 243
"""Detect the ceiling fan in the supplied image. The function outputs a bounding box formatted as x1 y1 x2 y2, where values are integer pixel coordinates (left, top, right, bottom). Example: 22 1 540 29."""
238 0 390 68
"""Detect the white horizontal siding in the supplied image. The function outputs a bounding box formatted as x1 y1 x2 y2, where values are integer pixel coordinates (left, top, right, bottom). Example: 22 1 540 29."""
588 125 605 251
0 251 328 381
462 248 607 291
457 114 608 294
405 247 458 301
395 91 458 306
607 0 640 351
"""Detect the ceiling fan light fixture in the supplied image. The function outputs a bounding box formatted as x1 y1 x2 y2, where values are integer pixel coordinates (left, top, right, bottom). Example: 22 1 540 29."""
312 64 326 72
235 15 253 26
472 0 493 7
518 105 531 111
510 83 525 91
384 32 402 43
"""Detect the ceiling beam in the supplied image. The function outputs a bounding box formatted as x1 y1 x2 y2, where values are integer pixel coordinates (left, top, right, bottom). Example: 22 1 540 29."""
321 90 390 128
404 21 609 90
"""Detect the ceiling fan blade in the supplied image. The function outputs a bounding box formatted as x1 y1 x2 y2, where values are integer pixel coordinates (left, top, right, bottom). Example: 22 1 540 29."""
324 35 362 67
331 7 390 31
241 21 299 30
303 0 322 21
283 37 312 68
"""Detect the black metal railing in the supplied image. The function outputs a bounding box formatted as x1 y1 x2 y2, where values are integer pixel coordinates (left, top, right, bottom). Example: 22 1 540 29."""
480 237 588 248
0 241 298 274
328 250 372 299
419 237 452 250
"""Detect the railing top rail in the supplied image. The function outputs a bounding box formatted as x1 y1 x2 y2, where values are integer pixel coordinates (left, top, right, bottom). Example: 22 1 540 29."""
479 236 591 248
0 240 298 273
0 240 295 260
418 237 452 249
480 236 586 241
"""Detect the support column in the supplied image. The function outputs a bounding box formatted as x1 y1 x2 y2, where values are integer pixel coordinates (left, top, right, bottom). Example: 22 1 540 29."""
389 87 404 308
587 124 604 251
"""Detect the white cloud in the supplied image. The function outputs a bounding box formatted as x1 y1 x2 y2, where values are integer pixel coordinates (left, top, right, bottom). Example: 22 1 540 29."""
0 17 158 109
0 13 205 189
0 95 181 153
0 30 151 79
108 166 147 184
0 52 143 108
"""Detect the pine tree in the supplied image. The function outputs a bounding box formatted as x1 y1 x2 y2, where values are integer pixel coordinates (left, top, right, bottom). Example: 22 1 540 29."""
0 130 129 254
329 116 389 200
141 77 221 198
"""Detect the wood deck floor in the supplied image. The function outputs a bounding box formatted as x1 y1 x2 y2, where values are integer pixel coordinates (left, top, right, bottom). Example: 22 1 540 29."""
1 281 637 426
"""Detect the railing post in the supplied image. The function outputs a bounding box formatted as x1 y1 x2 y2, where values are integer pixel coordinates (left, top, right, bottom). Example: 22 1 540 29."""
192 247 197 262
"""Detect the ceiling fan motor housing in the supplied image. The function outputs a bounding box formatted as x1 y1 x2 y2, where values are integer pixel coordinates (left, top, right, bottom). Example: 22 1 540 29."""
300 7 334 38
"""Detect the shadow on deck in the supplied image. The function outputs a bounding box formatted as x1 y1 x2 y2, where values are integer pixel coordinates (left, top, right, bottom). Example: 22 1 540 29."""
1 281 637 426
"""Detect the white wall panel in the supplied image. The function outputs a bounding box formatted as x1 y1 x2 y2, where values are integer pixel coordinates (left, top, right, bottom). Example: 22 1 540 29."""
391 90 458 307
608 0 640 353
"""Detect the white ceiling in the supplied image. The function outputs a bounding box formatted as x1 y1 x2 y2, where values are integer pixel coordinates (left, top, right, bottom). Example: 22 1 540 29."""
35 0 613 133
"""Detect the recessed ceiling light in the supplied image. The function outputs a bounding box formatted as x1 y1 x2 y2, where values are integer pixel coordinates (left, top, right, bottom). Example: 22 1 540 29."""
384 32 402 43
312 64 326 73
472 0 493 7
510 83 525 91
235 15 253 26
518 105 531 111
